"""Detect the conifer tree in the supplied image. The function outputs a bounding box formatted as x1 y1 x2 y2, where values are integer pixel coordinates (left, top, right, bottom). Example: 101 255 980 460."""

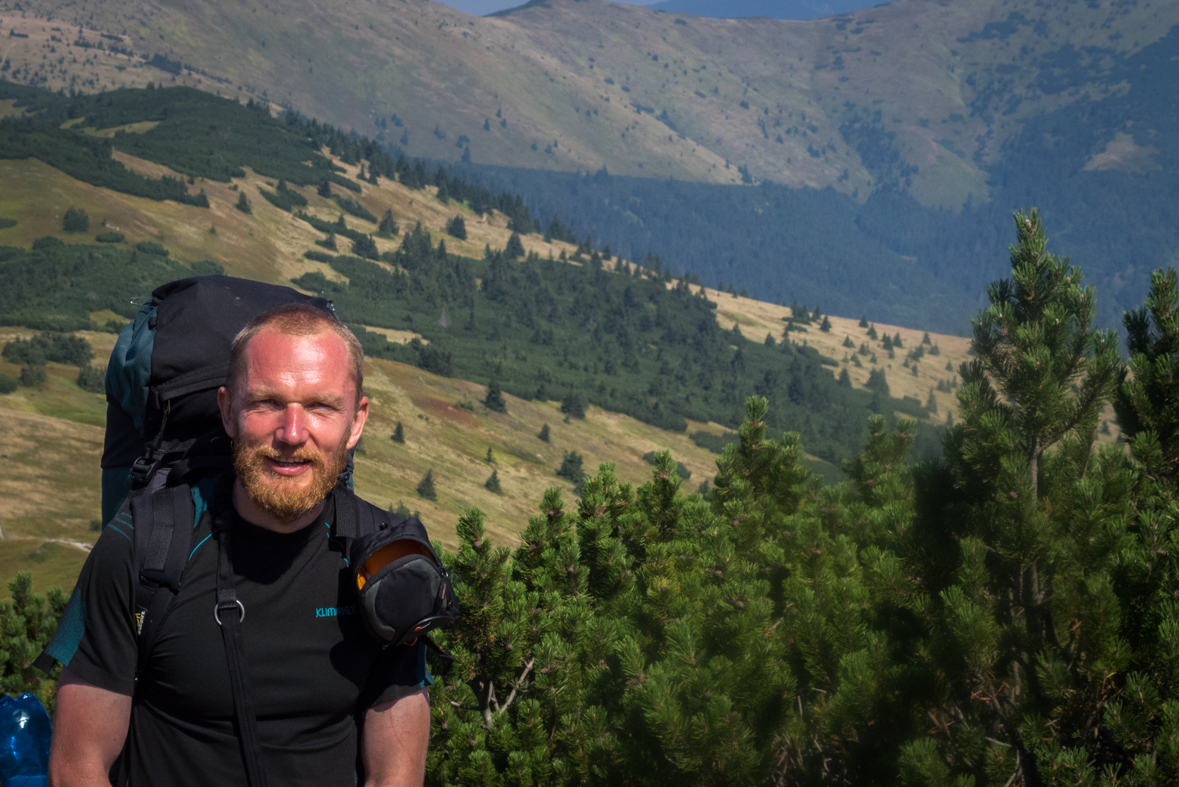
484 469 501 494
820 315 832 332
867 324 878 340
1115 266 1179 486
483 380 507 413
235 190 251 214
859 315 869 328
485 447 495 464
505 232 525 259
892 332 903 348
537 423 550 442
317 179 332 198
351 234 379 260
391 422 404 443
446 215 466 240
0 573 66 709
416 469 437 501
957 209 1120 496
377 209 399 236
923 210 1125 785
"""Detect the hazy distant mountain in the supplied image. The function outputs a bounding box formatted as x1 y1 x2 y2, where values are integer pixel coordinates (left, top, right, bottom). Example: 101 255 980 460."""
646 0 883 20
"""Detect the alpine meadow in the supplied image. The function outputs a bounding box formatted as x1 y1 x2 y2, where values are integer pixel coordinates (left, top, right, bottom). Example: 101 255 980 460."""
0 0 1177 785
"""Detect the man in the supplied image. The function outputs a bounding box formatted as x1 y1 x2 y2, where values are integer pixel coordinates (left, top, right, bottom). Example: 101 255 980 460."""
48 305 431 787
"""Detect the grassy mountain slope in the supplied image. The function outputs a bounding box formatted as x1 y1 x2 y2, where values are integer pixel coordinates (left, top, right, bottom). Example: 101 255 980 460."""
0 81 1003 597
2 0 1176 208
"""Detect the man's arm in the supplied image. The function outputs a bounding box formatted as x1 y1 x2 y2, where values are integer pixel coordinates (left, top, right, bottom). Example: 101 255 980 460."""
48 668 132 787
362 688 431 787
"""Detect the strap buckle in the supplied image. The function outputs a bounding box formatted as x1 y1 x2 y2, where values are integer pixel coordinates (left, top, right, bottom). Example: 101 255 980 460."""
214 599 246 626
129 453 163 488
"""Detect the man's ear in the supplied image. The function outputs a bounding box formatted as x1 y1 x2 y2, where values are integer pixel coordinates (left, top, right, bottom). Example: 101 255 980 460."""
346 396 369 451
217 386 237 438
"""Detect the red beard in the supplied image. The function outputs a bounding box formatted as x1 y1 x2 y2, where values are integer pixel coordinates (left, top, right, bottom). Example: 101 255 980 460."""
233 440 347 524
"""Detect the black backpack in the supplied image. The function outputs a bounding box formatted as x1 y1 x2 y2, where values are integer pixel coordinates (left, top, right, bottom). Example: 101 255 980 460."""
99 275 338 524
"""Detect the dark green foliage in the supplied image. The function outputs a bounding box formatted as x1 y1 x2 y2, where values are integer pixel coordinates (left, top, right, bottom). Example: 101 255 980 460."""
257 180 308 212
0 241 189 330
958 210 1120 494
842 335 855 348
819 315 831 332
866 367 889 397
350 234 379 261
377 209 399 237
538 423 550 442
867 324 878 339
484 469 502 494
62 207 89 233
859 315 869 327
1116 267 1179 486
94 231 124 243
3 332 92 366
19 364 46 387
544 214 576 243
921 331 932 344
0 573 65 710
560 391 587 419
416 469 437 501
484 380 507 413
689 429 737 454
317 180 332 199
838 367 852 387
32 237 63 251
446 215 467 240
505 231 525 259
641 449 690 479
0 373 16 394
764 332 776 346
297 211 368 245
391 422 405 443
335 195 376 223
135 241 168 257
556 450 584 490
892 332 902 347
882 333 894 351
0 218 16 229
235 190 252 214
294 243 898 463
76 365 105 393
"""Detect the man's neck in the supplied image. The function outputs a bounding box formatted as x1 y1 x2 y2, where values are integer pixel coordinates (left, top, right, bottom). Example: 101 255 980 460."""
231 479 326 534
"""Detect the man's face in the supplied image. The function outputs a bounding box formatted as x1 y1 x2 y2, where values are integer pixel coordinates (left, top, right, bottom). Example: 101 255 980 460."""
217 328 368 524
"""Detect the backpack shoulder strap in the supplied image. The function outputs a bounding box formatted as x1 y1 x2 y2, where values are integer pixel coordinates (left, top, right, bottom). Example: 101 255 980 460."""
130 484 200 668
332 485 390 542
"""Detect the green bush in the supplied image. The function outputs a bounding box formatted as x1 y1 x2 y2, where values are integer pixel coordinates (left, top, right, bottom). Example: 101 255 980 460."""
135 240 169 257
3 332 93 366
19 365 47 388
446 215 467 241
0 374 17 394
62 207 89 233
76 365 105 393
95 231 124 243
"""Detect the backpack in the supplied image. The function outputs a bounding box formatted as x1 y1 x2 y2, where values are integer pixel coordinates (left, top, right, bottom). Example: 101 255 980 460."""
99 275 337 524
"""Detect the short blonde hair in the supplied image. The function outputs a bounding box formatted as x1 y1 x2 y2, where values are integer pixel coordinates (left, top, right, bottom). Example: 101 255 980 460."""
226 304 364 405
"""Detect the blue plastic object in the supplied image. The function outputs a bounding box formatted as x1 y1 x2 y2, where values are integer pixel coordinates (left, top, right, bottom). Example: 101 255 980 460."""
0 693 51 787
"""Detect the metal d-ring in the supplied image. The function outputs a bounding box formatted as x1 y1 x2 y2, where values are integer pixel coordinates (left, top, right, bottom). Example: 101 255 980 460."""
214 599 246 626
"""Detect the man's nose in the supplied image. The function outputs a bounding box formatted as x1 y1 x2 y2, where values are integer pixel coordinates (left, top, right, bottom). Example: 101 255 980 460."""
276 404 308 444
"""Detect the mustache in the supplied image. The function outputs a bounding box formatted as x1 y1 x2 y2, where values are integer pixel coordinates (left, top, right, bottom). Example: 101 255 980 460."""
250 444 328 471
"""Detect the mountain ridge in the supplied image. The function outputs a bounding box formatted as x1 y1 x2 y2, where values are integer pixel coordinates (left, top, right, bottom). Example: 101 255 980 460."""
3 0 1175 208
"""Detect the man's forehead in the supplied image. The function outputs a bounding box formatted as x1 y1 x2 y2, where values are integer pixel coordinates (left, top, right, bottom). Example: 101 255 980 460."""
237 329 355 392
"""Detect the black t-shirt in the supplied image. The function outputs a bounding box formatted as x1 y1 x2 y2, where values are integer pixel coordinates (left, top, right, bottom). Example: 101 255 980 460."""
51 478 428 786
